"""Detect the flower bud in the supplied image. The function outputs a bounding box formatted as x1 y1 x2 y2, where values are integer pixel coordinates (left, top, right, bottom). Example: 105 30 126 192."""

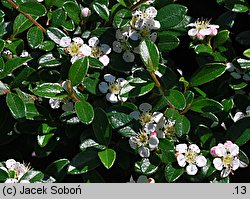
81 7 91 17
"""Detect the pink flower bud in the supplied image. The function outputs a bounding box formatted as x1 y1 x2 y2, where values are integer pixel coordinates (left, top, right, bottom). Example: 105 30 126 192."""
151 131 157 137
196 33 204 40
210 146 217 156
210 27 218 36
81 7 91 17
147 178 155 183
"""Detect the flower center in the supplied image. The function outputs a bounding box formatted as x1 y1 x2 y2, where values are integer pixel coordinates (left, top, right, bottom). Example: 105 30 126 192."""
185 150 197 164
137 131 148 146
196 20 209 30
222 154 233 166
140 28 150 37
91 47 102 57
108 83 121 94
140 113 152 124
164 125 175 137
68 43 80 56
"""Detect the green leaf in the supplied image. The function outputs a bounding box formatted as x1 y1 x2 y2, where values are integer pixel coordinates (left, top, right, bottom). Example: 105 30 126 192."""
164 164 184 182
68 150 100 175
0 167 9 182
80 139 106 151
175 115 190 137
20 171 44 183
63 1 81 24
37 133 54 148
13 14 39 35
38 53 61 68
194 44 213 54
39 41 55 52
215 11 236 30
30 83 66 98
45 159 70 182
190 63 226 86
235 58 250 69
232 3 249 13
0 39 4 53
51 8 66 27
92 108 112 145
10 67 35 89
92 2 110 21
140 39 160 71
19 2 47 17
213 30 230 48
135 158 158 175
236 31 250 46
243 48 250 59
69 57 89 86
190 98 224 113
226 118 250 146
158 32 180 52
165 89 186 110
75 100 94 125
6 92 26 119
156 4 187 30
98 149 116 169
113 9 132 28
46 27 67 44
27 26 44 49
158 139 176 164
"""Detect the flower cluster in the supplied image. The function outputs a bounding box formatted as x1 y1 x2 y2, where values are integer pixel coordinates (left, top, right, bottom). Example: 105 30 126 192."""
59 36 111 65
210 141 248 178
113 6 160 62
2 159 31 183
187 19 219 40
175 144 207 175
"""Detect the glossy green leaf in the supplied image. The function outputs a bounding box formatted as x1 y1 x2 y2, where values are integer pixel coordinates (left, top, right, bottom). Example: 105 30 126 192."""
13 14 39 34
156 4 187 30
0 39 4 53
135 158 158 175
165 89 186 110
164 164 184 182
38 53 61 68
190 98 224 113
190 63 226 86
6 92 26 119
98 149 116 169
63 1 81 24
19 2 47 17
20 171 44 183
68 150 100 175
0 167 9 181
194 44 213 54
69 57 89 86
213 30 230 48
243 48 250 59
140 39 160 72
175 115 190 137
92 108 112 145
113 9 132 28
45 159 70 182
30 83 66 98
27 26 44 49
37 133 54 148
39 41 55 51
51 8 66 27
75 100 94 125
46 27 67 44
158 32 180 52
92 2 110 21
158 139 176 164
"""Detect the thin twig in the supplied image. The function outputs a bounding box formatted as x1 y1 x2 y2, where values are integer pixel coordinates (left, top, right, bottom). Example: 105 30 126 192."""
129 0 149 11
66 80 80 103
5 0 46 33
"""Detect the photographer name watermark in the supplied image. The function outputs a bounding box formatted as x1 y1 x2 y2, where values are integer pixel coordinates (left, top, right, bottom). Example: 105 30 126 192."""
2 184 83 196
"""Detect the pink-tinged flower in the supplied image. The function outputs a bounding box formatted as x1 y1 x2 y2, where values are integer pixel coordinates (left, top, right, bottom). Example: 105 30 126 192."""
175 144 207 175
81 7 91 17
187 19 219 40
98 74 128 103
129 130 159 158
210 141 248 178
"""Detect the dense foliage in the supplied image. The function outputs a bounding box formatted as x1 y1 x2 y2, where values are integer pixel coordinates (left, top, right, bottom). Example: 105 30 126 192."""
0 0 250 183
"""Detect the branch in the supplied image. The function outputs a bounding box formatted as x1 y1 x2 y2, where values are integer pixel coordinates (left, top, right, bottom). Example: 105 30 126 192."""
5 0 46 33
129 0 149 11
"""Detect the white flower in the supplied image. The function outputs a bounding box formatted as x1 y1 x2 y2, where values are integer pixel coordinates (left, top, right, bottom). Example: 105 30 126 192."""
98 74 128 103
175 144 207 175
88 37 111 66
5 179 18 183
130 103 164 128
187 19 219 40
129 130 159 158
232 105 250 122
155 117 176 138
210 141 248 178
5 159 30 181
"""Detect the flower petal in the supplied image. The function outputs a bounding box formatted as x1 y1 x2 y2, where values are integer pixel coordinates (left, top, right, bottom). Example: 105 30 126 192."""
139 103 152 113
79 44 92 56
213 158 223 171
100 44 111 54
148 136 159 149
232 159 240 170
189 144 200 153
196 155 207 167
104 74 116 83
186 164 198 175
221 168 231 178
215 144 227 157
151 112 164 123
49 98 61 109
138 146 150 158
188 28 198 36
130 111 140 120
122 51 135 63
129 137 138 149
175 144 187 154
233 112 245 122
176 154 186 167
137 175 148 183
106 93 118 103
88 37 99 47
98 82 109 93
59 36 71 47
72 37 84 45
229 144 239 156
99 55 110 66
